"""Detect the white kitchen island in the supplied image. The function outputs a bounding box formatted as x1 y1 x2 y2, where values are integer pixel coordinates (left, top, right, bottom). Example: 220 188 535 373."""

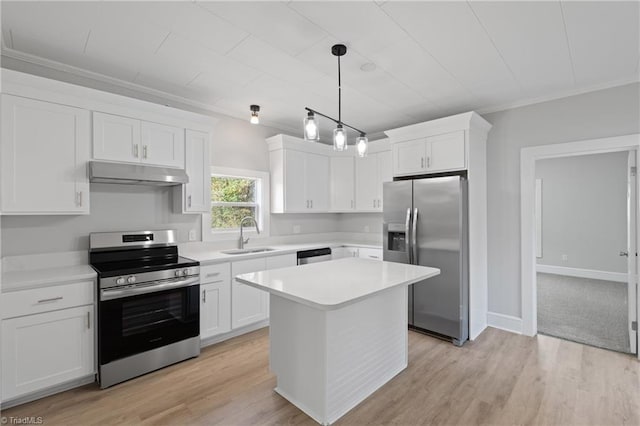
236 258 440 425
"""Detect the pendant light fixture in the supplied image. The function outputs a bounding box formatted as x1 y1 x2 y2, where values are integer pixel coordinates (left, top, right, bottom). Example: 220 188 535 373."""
250 104 260 124
303 44 368 157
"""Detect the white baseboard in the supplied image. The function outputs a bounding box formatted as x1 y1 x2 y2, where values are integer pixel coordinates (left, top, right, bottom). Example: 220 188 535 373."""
200 320 269 348
487 312 523 335
536 264 627 283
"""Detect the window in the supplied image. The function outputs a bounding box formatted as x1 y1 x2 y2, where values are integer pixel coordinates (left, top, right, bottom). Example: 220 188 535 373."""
205 167 269 238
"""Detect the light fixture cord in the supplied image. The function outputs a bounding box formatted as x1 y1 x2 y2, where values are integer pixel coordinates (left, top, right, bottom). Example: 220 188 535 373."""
337 54 341 124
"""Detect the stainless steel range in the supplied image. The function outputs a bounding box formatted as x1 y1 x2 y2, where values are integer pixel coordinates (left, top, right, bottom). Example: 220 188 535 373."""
89 230 200 388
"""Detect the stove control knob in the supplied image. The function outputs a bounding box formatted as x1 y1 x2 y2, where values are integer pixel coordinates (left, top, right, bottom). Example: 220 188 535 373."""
127 276 136 284
175 270 183 277
182 268 189 276
115 277 125 285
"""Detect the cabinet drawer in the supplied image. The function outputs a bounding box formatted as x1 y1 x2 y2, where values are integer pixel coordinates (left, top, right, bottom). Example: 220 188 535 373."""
358 248 382 260
200 263 230 284
2 281 94 320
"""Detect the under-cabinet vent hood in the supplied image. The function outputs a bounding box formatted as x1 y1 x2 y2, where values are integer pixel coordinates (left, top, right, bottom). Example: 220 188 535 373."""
89 161 188 186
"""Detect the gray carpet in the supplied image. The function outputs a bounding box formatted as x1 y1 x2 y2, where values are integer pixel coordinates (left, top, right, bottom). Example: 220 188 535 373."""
537 272 630 353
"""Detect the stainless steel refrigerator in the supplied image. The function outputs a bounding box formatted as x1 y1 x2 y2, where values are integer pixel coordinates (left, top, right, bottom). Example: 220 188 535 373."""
383 175 469 345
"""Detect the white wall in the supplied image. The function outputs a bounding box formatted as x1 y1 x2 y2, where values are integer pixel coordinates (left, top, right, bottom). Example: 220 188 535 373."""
484 82 640 318
337 213 383 235
535 152 627 273
1 184 200 256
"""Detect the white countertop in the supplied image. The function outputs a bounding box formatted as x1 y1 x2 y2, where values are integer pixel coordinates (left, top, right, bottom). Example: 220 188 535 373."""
1 241 382 293
2 265 97 293
179 241 381 265
236 258 440 311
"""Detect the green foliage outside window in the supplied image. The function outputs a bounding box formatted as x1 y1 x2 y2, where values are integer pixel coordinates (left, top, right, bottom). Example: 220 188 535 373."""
211 176 258 230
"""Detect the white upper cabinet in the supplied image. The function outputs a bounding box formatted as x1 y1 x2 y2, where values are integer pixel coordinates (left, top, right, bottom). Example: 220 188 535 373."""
270 141 330 213
428 131 466 172
93 112 140 163
355 150 392 212
175 129 210 214
391 130 466 176
330 156 355 211
140 121 185 168
92 112 185 168
267 134 390 214
355 155 378 211
283 149 308 212
305 152 330 211
1 95 90 214
392 138 426 176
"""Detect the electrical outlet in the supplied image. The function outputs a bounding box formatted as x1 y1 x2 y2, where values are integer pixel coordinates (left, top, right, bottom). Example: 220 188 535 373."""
188 229 197 241
293 225 301 234
562 254 568 262
364 225 370 233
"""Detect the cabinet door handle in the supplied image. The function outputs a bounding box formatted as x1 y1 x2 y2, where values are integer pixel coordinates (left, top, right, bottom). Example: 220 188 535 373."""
143 145 148 159
421 157 425 168
134 144 139 158
76 191 83 207
368 255 379 259
87 311 91 329
351 200 354 209
206 272 220 278
188 195 192 208
310 200 313 208
37 296 63 304
427 157 431 168
202 289 206 303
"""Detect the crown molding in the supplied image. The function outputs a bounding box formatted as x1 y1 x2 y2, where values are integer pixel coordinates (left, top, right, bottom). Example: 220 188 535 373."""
477 75 640 116
0 47 300 135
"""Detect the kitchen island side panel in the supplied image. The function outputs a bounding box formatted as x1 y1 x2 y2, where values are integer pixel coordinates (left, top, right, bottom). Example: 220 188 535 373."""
269 286 408 425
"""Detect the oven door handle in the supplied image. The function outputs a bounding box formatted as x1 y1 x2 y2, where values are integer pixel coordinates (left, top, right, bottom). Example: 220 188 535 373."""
100 277 200 301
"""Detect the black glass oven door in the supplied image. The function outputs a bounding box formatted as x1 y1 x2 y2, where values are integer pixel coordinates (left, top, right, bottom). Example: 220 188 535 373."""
99 284 199 365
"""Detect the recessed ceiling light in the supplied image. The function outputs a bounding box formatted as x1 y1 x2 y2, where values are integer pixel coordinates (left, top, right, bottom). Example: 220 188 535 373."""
360 62 377 72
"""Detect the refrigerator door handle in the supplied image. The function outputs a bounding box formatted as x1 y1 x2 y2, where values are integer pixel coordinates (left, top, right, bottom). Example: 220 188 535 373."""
412 208 419 264
405 207 412 263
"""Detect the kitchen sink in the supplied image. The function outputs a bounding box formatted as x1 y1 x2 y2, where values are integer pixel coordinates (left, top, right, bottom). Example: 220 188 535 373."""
220 247 277 255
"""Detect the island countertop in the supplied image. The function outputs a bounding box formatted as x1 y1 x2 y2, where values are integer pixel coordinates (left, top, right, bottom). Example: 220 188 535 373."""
235 257 440 311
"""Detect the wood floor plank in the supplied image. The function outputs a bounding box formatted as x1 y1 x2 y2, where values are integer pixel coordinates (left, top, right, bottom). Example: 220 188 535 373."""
1 327 638 425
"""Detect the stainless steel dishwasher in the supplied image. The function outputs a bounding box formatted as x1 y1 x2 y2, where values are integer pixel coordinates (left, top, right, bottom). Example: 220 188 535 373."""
296 247 332 265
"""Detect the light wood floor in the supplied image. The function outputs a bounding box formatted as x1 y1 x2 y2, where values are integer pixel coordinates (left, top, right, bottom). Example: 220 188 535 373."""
2 327 639 425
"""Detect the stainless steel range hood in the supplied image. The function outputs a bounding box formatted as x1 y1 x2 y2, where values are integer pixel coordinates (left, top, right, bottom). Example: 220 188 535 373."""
89 161 188 186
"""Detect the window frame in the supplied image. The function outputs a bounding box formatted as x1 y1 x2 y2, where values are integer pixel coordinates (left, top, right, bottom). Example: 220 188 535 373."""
203 166 270 241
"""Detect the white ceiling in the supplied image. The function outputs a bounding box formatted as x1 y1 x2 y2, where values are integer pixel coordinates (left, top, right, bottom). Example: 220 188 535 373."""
1 1 639 140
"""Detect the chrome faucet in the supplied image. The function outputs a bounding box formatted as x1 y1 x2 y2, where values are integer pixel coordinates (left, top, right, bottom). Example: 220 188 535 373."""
239 216 260 249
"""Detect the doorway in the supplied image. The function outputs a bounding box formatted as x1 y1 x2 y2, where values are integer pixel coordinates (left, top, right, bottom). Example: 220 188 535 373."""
520 134 639 358
534 151 630 352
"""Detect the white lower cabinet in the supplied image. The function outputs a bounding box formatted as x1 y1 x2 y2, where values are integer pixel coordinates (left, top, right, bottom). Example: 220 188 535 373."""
1 305 94 401
231 258 269 329
230 254 298 330
332 246 382 260
358 247 383 260
266 253 297 270
200 263 232 340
